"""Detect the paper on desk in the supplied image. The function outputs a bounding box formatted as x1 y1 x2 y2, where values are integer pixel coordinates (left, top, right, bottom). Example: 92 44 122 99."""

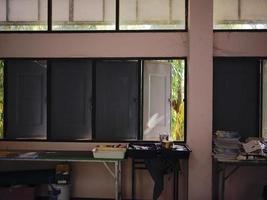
172 144 186 151
18 152 39 159
242 140 262 153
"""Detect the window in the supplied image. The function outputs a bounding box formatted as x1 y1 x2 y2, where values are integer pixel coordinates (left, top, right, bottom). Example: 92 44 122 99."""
143 60 185 141
119 0 186 30
261 60 267 140
0 61 3 139
213 58 261 141
0 0 48 31
5 60 47 139
95 60 139 140
0 0 186 31
52 0 116 31
214 0 267 30
49 60 93 140
1 58 185 141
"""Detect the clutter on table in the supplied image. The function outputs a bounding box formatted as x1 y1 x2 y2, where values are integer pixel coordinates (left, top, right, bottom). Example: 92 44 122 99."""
213 130 267 161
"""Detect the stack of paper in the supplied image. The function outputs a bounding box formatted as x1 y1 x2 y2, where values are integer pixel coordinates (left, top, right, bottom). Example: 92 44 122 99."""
213 131 241 160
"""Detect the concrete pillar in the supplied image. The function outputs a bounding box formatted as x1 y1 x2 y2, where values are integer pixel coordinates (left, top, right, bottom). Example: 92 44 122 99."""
187 0 213 199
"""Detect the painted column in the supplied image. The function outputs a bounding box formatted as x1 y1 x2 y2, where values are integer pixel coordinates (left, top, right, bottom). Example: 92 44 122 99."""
187 0 213 199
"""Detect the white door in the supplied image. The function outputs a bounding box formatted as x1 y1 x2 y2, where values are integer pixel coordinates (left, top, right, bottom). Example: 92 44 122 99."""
143 61 171 140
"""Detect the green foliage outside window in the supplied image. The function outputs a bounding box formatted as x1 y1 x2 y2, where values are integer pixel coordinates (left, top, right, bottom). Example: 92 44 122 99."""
214 23 267 30
170 60 185 141
0 25 47 31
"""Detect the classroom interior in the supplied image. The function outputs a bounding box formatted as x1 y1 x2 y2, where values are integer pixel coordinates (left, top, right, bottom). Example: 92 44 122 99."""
0 0 267 200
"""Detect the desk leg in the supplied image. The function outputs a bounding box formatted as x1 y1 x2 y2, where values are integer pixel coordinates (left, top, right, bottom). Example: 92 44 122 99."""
115 161 122 200
173 160 179 200
220 166 225 200
131 159 136 200
173 168 177 200
184 159 189 200
212 158 220 200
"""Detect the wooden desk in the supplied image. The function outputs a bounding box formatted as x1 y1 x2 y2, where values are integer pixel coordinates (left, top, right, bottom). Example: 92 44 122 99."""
127 143 191 200
0 151 123 200
212 157 267 200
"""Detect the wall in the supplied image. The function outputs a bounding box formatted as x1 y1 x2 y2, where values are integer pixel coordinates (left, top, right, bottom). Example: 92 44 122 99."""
1 0 267 199
0 33 187 58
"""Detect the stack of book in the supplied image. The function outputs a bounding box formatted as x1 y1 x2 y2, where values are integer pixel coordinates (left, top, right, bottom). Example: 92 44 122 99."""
213 130 241 160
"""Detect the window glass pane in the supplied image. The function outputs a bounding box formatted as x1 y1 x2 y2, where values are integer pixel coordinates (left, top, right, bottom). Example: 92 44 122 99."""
5 60 47 139
170 60 185 141
0 0 48 31
95 60 139 140
143 60 185 141
0 61 3 139
52 0 116 31
213 58 260 141
119 0 186 30
262 61 267 140
214 0 267 30
50 60 93 141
